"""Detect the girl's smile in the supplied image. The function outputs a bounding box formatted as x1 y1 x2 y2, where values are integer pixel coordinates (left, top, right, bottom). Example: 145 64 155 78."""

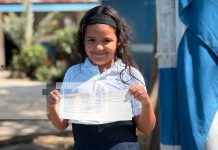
91 50 108 57
84 24 118 73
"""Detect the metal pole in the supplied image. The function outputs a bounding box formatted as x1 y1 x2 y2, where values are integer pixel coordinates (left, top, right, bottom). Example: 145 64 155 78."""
0 12 5 70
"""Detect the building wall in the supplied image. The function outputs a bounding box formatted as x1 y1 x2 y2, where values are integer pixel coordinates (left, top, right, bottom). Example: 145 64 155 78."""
102 0 155 43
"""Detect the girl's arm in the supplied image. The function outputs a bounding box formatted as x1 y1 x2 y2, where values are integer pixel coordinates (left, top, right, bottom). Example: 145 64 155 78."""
129 85 156 134
46 90 69 130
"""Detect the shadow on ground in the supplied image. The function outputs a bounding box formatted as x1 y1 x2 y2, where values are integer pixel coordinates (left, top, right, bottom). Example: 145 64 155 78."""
0 130 73 150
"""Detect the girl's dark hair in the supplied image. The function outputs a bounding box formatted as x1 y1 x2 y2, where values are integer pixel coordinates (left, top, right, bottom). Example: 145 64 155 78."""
73 5 141 84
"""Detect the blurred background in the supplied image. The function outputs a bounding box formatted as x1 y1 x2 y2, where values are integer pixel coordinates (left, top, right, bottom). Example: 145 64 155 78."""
0 0 158 149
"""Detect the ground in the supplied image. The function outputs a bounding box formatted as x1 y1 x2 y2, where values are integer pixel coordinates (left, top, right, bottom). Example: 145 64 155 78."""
0 70 74 149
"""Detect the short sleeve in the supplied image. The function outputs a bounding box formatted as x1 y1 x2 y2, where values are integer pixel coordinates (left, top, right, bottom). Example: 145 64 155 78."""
60 65 81 94
129 67 147 116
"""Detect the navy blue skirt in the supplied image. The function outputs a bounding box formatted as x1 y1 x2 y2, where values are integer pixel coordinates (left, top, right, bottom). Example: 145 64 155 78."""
72 120 139 150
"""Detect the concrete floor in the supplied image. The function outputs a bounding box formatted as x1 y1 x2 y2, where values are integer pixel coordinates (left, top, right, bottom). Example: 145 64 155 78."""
0 70 73 149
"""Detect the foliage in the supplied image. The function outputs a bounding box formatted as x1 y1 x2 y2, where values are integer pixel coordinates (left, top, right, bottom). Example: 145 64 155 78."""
51 26 77 60
35 62 65 82
1 2 80 81
1 3 58 48
1 12 26 49
34 12 59 43
12 44 47 78
0 2 58 79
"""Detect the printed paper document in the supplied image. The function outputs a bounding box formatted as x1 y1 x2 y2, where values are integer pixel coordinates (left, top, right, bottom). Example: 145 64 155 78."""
60 90 133 122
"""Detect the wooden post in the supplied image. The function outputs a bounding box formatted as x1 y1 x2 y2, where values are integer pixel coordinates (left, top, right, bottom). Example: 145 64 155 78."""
0 12 5 70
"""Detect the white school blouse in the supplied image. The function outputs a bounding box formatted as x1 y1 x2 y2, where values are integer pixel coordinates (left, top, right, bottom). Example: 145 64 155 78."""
61 58 146 125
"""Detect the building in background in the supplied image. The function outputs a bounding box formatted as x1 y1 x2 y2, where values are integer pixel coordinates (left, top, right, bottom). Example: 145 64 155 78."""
0 0 99 70
102 0 156 89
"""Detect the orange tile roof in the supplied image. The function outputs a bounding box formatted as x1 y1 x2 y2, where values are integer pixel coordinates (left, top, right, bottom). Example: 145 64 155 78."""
0 0 98 3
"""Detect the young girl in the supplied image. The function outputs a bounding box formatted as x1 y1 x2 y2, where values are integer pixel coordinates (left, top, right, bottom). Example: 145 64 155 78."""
46 5 156 150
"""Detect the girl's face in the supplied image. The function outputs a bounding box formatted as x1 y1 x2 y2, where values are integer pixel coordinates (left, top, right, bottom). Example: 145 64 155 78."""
84 24 118 73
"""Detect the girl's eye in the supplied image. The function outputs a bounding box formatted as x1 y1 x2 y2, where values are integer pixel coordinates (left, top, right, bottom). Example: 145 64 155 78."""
104 39 112 43
88 39 95 42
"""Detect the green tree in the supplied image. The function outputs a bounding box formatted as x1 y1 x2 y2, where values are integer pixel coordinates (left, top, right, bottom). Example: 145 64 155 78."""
1 2 58 78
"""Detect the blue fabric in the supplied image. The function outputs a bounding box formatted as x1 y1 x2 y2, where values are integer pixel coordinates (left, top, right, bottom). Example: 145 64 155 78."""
177 30 218 150
176 0 218 149
159 68 180 145
179 0 218 57
159 0 218 149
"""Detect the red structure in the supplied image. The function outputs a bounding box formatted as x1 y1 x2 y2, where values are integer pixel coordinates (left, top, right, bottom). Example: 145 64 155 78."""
0 0 98 3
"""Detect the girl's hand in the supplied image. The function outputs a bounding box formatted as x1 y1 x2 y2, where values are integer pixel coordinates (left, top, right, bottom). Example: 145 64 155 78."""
129 85 150 107
46 90 62 108
46 90 68 130
129 85 156 134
